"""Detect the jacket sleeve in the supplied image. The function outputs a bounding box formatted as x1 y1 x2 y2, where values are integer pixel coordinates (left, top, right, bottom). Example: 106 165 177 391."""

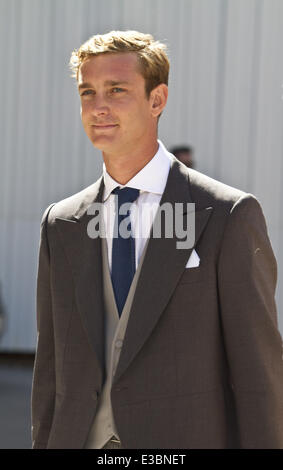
31 203 56 449
217 193 283 448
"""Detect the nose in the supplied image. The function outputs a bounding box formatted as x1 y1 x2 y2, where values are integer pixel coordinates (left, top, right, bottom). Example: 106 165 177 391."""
90 94 110 117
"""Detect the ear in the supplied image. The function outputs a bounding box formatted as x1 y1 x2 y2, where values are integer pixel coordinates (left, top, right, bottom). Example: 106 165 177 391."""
150 84 168 118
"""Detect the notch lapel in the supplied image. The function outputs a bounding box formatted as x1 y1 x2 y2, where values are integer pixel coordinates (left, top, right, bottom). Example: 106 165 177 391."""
114 159 213 384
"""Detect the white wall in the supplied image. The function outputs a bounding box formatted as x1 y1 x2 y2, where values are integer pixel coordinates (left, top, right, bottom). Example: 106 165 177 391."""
1 0 282 350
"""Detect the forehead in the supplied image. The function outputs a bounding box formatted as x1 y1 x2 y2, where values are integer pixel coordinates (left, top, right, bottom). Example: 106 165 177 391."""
78 52 143 84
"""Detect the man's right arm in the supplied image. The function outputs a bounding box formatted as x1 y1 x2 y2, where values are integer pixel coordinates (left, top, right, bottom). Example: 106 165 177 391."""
31 203 56 449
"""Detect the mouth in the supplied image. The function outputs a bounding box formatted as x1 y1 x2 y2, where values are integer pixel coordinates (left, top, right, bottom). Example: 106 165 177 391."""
92 124 118 130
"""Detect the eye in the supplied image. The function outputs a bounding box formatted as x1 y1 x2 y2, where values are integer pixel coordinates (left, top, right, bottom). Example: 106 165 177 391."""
111 87 125 93
81 89 94 96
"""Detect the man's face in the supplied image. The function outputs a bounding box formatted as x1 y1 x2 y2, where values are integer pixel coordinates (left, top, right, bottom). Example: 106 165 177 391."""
78 52 158 155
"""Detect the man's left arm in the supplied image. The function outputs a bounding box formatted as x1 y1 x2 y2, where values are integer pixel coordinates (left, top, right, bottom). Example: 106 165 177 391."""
218 193 283 448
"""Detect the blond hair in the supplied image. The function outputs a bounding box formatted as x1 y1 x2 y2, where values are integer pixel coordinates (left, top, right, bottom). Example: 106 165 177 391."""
69 30 169 98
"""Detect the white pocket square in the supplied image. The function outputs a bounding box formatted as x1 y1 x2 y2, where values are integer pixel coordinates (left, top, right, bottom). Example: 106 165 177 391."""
185 249 200 268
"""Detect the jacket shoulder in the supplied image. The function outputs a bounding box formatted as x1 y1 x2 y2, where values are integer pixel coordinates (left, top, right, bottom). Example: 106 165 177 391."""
41 177 103 225
185 167 261 215
187 168 246 205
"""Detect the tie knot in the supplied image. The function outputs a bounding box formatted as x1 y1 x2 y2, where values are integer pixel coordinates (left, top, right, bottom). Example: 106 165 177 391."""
112 187 140 206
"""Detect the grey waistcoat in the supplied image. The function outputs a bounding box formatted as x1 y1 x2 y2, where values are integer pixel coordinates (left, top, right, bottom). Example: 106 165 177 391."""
84 234 149 448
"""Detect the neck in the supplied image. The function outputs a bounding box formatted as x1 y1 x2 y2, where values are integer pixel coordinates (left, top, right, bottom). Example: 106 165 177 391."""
102 139 159 185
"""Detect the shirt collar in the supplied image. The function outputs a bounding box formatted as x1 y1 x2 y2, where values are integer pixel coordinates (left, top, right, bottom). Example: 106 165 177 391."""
102 139 172 202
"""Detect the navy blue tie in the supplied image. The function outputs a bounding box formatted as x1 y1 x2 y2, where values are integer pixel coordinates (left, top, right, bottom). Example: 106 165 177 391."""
111 187 140 316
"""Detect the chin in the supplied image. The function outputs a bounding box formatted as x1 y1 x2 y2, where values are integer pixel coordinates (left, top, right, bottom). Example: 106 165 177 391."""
90 136 118 153
89 129 119 149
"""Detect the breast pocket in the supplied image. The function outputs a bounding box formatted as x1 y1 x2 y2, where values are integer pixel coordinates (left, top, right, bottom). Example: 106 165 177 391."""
178 266 214 284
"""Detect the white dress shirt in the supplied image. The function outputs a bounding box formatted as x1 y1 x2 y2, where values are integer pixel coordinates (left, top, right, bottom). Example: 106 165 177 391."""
102 139 173 272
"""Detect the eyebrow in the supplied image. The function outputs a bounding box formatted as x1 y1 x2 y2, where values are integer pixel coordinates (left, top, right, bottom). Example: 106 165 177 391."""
78 80 130 90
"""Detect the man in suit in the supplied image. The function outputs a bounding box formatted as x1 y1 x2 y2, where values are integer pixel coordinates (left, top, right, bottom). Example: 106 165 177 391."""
31 30 283 449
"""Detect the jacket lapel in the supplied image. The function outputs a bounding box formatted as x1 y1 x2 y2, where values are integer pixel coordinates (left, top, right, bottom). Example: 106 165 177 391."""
54 177 105 373
113 158 213 384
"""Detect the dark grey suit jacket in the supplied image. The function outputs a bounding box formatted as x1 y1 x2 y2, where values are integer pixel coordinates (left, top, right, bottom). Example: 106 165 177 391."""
31 156 283 448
